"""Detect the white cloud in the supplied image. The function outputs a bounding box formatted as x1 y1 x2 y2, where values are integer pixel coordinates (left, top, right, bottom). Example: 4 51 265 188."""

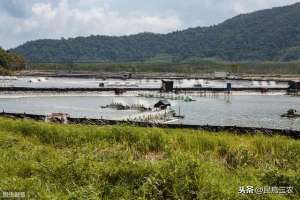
28 0 182 35
0 0 182 49
0 0 299 49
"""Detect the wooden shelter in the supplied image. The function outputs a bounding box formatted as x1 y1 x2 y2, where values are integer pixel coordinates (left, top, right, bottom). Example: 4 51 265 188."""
161 80 174 92
154 100 171 110
288 81 300 90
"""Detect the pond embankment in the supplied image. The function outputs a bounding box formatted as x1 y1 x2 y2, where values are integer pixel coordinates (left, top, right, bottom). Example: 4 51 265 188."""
0 112 299 139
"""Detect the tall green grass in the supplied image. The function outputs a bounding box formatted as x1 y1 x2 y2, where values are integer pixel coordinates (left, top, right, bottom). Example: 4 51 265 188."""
0 117 299 199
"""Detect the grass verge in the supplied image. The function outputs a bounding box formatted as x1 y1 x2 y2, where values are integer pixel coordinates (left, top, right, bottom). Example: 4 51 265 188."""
0 117 299 199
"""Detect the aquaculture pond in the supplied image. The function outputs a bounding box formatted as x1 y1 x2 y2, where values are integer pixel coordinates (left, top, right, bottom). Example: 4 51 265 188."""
1 76 288 88
0 94 299 130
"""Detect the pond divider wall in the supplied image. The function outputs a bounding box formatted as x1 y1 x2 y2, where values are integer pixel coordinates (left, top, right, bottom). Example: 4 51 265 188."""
0 112 299 139
0 87 287 93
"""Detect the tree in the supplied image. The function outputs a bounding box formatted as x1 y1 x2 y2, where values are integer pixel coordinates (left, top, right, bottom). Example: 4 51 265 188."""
0 48 26 70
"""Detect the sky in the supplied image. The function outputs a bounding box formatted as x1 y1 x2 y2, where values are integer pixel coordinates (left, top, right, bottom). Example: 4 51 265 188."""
0 0 299 49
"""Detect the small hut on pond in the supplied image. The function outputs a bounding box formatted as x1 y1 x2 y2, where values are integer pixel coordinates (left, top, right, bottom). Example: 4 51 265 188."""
288 81 300 95
154 100 171 110
161 80 174 92
288 81 300 90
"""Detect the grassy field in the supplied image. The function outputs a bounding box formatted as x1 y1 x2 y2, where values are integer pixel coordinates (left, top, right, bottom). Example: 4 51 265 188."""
29 60 300 74
0 117 299 199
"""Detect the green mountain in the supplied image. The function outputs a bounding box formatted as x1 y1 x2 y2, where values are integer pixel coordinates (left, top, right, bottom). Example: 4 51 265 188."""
12 3 300 63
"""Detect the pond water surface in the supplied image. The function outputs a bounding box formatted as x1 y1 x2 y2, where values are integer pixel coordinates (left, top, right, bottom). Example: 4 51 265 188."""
0 94 299 130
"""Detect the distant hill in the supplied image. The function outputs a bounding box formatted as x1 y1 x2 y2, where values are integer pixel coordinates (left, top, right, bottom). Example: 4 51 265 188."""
12 3 300 63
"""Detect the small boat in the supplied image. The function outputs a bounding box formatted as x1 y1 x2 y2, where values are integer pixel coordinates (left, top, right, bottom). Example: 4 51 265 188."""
281 109 300 118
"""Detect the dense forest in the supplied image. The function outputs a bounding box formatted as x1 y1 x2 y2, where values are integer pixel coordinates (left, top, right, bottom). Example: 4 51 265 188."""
12 3 300 63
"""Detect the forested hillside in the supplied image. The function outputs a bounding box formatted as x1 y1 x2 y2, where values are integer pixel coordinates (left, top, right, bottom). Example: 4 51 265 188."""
12 2 300 63
0 48 25 74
